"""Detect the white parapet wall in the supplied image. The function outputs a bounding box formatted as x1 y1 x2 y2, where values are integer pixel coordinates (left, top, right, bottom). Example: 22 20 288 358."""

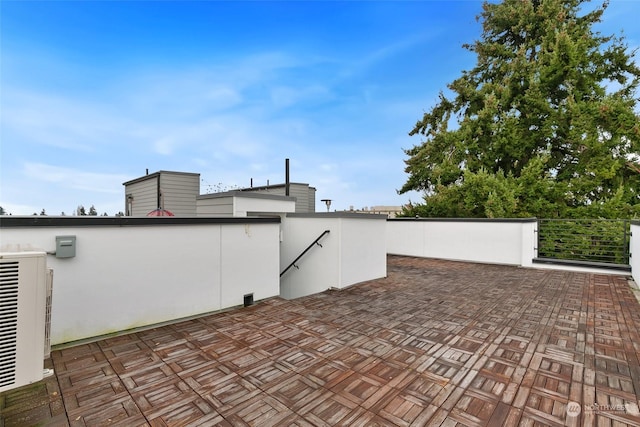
386 218 537 267
280 213 387 300
197 191 296 217
0 216 281 345
632 221 639 285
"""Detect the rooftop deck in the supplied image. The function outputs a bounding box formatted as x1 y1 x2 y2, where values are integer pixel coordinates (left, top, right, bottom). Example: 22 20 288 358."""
2 256 640 426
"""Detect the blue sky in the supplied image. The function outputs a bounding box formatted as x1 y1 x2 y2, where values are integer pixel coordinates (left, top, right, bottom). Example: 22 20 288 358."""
1 1 638 215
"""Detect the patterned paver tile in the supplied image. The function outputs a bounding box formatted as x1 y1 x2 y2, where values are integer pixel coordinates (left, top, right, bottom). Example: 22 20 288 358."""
4 255 640 426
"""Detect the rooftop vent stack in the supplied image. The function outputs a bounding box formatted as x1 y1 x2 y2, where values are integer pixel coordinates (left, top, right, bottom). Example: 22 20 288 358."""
285 158 290 196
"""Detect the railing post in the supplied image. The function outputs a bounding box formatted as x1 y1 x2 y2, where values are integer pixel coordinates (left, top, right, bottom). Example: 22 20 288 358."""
536 219 541 259
623 219 630 263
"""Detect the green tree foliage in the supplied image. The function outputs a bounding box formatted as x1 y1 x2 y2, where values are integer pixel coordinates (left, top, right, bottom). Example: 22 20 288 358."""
88 205 98 216
400 0 640 218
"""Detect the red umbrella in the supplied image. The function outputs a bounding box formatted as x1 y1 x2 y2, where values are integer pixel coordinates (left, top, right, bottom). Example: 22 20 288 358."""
146 208 175 217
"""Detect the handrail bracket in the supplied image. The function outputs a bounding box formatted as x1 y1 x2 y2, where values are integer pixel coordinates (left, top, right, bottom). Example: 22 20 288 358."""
281 230 330 277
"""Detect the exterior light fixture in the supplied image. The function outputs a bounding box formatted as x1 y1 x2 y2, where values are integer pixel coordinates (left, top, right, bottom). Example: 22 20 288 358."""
320 199 332 212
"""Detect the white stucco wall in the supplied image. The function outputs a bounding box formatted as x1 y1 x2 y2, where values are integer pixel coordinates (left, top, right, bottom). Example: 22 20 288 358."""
631 222 639 285
197 193 295 217
386 219 537 267
219 224 281 307
340 217 387 286
235 197 295 217
0 219 280 345
280 214 387 299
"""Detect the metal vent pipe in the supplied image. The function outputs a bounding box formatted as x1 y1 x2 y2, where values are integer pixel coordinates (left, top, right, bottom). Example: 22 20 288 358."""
285 158 290 196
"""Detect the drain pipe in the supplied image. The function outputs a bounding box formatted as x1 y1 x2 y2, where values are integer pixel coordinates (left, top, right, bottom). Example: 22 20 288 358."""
156 173 161 209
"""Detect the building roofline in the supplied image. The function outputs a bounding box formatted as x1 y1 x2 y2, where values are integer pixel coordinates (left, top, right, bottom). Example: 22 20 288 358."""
123 171 200 186
238 183 316 191
0 216 279 228
387 217 538 223
286 212 387 219
197 191 297 201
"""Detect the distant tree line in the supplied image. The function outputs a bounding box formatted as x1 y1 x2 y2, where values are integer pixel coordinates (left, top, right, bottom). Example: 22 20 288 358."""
0 205 124 216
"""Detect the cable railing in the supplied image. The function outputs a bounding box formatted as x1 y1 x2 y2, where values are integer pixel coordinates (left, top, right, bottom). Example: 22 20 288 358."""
537 219 630 267
280 230 330 277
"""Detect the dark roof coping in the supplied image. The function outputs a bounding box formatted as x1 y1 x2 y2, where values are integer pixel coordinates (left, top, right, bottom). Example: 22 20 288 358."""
286 212 387 219
0 216 280 228
388 217 538 223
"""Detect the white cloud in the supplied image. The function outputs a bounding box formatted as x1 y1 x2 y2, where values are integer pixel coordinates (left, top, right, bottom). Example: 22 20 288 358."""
319 163 338 172
152 137 176 156
1 42 424 214
123 51 325 115
23 162 128 194
338 33 434 80
1 90 132 151
270 84 332 108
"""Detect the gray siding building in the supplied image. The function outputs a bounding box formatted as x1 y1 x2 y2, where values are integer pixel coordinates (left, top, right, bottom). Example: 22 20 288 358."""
123 171 200 216
238 183 316 213
123 171 315 216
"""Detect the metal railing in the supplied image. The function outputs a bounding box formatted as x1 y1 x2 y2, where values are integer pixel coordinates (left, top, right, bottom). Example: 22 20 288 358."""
537 219 630 266
280 230 330 277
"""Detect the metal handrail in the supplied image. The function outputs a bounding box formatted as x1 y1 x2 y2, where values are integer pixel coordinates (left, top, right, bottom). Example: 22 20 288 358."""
537 219 631 265
280 230 330 277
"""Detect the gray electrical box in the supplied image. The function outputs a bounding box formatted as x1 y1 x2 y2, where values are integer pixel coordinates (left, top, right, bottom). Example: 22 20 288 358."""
55 235 76 258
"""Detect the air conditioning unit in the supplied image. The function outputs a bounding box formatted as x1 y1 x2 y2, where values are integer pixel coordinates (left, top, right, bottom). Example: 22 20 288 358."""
0 252 47 393
44 268 53 360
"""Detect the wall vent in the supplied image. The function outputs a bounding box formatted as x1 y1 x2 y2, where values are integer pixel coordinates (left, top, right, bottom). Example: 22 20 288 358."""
244 293 254 307
0 261 19 389
44 268 53 359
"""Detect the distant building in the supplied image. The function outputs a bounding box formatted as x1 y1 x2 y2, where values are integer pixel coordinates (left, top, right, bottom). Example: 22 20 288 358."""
343 205 403 218
123 171 200 216
196 191 296 217
236 182 316 213
123 170 316 216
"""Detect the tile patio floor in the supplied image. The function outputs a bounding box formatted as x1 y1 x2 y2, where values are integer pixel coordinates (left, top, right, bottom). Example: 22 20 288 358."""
2 255 640 426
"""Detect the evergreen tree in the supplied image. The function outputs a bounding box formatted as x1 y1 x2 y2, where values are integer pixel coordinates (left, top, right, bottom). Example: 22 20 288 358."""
400 0 640 218
88 205 98 216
